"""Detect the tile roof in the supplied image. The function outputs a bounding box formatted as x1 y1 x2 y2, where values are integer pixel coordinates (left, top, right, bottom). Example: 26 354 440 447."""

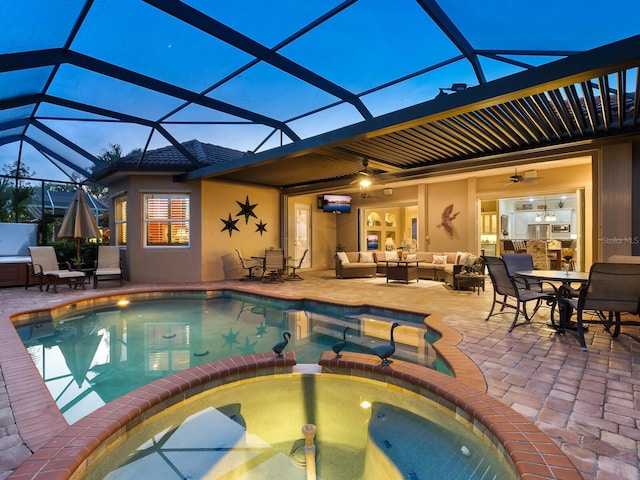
107 139 246 172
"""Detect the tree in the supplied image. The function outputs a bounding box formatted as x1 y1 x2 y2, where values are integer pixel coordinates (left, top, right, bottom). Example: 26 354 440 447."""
0 161 38 222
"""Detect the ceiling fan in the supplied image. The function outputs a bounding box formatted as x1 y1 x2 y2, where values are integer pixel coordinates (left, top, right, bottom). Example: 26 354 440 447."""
350 158 375 187
506 168 540 185
353 158 382 198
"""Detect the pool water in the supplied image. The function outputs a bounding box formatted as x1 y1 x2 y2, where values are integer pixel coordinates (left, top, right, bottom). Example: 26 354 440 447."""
86 375 515 480
18 290 450 423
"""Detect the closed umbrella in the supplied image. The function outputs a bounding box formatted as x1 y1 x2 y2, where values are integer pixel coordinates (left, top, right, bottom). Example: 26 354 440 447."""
57 188 101 266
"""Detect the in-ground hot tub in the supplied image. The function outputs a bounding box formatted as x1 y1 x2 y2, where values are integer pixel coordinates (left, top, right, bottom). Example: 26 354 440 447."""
9 352 581 480
88 374 517 480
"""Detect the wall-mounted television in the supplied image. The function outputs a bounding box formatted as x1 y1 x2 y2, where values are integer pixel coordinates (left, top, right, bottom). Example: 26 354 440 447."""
320 194 352 213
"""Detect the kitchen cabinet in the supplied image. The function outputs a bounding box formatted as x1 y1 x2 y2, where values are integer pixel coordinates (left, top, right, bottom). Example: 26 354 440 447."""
481 213 497 234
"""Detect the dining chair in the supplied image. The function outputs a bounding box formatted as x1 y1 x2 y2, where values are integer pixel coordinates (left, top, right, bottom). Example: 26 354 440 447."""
512 239 527 254
286 249 308 280
263 249 285 282
483 256 557 331
546 239 562 269
561 262 640 351
526 239 549 270
235 249 261 281
501 253 557 296
561 240 577 271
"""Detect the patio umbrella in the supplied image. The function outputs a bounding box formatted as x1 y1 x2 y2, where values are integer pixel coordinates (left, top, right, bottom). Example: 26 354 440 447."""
57 188 101 265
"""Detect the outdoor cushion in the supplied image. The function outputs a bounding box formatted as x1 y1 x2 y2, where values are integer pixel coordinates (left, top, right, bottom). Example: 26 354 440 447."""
336 251 349 264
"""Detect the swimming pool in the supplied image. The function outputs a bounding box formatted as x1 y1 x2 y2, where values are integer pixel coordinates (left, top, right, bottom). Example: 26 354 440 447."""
17 290 450 423
86 375 517 480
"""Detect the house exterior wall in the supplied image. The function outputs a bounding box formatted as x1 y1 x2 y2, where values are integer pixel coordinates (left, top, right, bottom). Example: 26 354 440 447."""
103 141 635 284
201 180 281 281
107 175 203 283
105 175 280 283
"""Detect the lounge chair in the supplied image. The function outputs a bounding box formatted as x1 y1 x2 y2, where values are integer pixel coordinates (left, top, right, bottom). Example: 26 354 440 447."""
93 246 123 288
28 246 86 293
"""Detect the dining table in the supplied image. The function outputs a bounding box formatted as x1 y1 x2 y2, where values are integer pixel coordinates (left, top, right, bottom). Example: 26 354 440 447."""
515 269 590 332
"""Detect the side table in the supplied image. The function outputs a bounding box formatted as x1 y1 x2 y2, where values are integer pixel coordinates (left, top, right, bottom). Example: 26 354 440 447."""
455 273 486 295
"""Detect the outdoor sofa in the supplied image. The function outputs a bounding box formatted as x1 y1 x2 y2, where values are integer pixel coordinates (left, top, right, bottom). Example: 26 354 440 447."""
335 250 479 286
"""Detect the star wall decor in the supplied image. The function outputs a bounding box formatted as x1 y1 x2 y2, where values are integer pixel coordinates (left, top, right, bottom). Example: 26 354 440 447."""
255 219 267 235
236 195 258 224
220 213 240 237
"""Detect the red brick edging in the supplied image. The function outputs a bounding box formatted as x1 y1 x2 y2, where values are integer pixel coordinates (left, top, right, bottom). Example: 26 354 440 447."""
8 351 581 480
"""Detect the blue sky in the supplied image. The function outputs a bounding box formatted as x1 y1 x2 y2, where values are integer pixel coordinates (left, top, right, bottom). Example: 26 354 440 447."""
1 0 639 183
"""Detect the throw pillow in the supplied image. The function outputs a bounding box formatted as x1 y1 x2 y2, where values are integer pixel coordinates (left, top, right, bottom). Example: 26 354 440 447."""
457 252 470 265
359 251 374 263
464 254 478 266
336 251 349 264
433 254 448 265
406 253 417 261
384 251 398 261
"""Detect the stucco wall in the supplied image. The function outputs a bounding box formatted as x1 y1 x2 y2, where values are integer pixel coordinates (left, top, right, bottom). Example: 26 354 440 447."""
107 175 203 283
201 180 281 281
106 176 281 283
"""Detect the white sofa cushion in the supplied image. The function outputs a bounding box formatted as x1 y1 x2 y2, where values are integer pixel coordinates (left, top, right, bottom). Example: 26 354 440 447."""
359 251 374 263
433 254 447 265
336 251 349 264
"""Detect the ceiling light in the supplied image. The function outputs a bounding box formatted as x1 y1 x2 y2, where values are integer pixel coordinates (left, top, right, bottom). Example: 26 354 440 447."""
359 178 372 188
535 196 556 222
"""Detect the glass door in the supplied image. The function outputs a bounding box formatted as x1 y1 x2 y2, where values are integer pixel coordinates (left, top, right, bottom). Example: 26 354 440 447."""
293 203 311 268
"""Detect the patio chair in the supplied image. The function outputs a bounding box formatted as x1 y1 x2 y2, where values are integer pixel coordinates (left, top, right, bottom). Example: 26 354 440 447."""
93 246 123 288
502 253 557 296
235 249 261 280
483 256 557 331
28 246 86 293
263 248 285 282
560 262 640 351
286 249 308 280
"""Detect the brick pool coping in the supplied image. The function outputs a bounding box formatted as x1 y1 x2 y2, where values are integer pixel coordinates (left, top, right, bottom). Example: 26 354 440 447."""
7 350 581 480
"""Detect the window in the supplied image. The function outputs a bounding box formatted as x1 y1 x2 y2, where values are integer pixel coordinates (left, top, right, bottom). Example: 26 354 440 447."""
114 196 127 246
144 193 190 246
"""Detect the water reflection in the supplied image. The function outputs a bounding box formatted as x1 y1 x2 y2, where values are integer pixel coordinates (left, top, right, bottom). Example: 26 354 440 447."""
18 293 446 423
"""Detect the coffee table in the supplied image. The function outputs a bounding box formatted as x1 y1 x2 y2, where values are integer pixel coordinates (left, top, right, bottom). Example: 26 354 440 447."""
385 260 419 283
